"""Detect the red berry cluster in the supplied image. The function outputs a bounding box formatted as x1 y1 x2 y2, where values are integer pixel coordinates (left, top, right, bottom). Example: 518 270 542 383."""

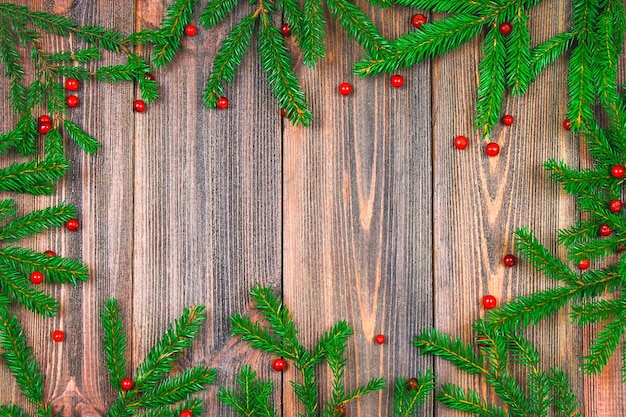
65 77 81 108
38 114 52 135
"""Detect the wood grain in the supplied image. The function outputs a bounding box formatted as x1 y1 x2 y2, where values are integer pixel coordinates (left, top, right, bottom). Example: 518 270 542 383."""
0 1 624 416
283 3 433 416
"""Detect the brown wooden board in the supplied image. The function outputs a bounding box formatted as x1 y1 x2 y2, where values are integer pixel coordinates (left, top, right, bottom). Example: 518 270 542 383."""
0 1 624 416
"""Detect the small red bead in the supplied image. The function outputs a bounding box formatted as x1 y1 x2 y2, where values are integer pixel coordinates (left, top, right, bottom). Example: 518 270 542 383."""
609 199 623 212
476 336 489 347
280 23 291 36
144 72 155 81
407 378 419 390
338 82 353 96
120 377 134 391
65 218 80 231
485 142 500 157
375 334 385 345
272 358 286 372
38 115 51 124
44 250 56 257
454 135 469 150
411 13 427 29
184 25 197 36
336 405 346 417
281 109 287 117
482 295 497 309
216 96 229 109
498 22 513 36
599 224 612 236
390 74 404 88
502 114 514 126
30 271 44 284
66 95 79 108
563 118 572 131
179 410 193 417
503 254 516 267
64 78 80 91
611 165 625 178
133 99 146 113
578 258 590 270
52 330 65 342
38 122 52 135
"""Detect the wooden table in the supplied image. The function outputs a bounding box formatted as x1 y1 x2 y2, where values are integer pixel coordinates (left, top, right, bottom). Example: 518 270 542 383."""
0 1 624 415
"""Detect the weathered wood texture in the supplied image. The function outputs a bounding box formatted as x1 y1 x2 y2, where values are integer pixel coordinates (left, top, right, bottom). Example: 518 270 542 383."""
0 1 624 416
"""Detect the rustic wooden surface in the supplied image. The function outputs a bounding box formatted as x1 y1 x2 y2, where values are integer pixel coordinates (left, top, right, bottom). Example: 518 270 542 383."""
0 0 624 416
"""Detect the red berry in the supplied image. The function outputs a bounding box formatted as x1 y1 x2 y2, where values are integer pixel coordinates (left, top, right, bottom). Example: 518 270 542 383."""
599 224 612 236
38 122 52 135
476 336 489 347
336 405 347 417
66 95 79 108
407 378 419 390
30 271 43 284
611 165 625 178
272 358 286 372
52 330 65 342
563 118 572 131
144 72 155 81
411 13 427 29
43 250 56 257
375 334 385 344
179 411 193 417
454 135 469 150
281 23 291 36
578 258 590 270
65 218 80 231
184 25 197 36
498 22 512 36
133 99 146 112
391 74 404 88
217 96 229 109
281 109 287 117
38 115 51 124
64 78 80 91
503 254 516 267
485 142 500 157
120 377 134 391
482 295 497 309
503 114 514 126
609 199 623 212
338 82 353 96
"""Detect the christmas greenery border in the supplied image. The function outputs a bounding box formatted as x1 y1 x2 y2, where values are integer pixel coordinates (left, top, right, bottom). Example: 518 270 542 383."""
0 0 624 415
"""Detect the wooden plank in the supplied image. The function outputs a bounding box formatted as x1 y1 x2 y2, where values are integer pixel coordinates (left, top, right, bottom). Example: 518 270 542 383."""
133 2 282 416
431 1 584 415
0 1 135 415
282 4 433 416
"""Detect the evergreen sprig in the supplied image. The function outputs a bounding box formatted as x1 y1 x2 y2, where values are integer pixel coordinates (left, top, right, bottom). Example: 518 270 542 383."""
228 284 385 417
0 2 157 195
392 372 435 417
415 320 580 416
0 200 88 317
0 299 215 417
354 0 625 138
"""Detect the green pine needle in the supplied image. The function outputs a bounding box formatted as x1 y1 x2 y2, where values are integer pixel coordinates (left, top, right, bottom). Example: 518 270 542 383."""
101 298 128 387
392 372 435 417
0 202 77 242
63 119 101 155
200 0 240 28
414 328 487 375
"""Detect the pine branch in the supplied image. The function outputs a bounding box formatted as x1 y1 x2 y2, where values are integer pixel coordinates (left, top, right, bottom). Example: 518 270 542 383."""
392 372 435 417
0 263 58 316
414 328 487 375
437 384 507 417
101 298 128 388
0 202 76 242
506 5 531 96
148 0 198 68
529 32 573 83
582 314 625 375
218 365 279 417
300 0 326 66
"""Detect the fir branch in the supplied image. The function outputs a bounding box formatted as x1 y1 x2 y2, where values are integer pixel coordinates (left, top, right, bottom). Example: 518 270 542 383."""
475 24 507 137
392 373 435 417
62 119 101 155
218 365 278 417
437 383 507 417
0 157 68 195
0 263 58 316
300 0 327 66
0 310 46 409
258 12 312 126
515 228 578 284
148 0 198 68
0 404 30 417
393 0 495 15
101 298 128 388
0 245 89 285
200 0 240 28
414 328 487 375
570 298 623 325
582 313 625 375
136 365 217 408
549 367 581 416
506 6 531 96
0 202 77 242
134 305 207 389
529 32 573 84
544 159 613 196
203 13 256 107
